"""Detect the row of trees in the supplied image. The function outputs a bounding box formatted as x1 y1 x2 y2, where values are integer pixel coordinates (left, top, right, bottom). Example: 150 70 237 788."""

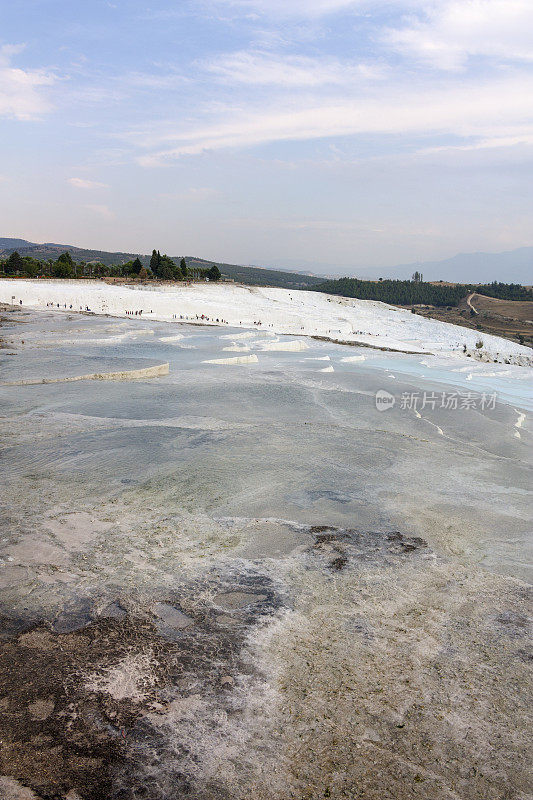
0 250 222 282
314 277 533 306
469 281 532 301
0 250 80 279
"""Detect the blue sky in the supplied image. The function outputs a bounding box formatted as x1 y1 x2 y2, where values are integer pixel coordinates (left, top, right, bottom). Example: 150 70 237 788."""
1 0 532 273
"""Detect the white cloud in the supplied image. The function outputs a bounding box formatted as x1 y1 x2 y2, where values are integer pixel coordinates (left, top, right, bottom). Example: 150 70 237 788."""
84 203 115 219
203 50 383 86
0 44 56 119
387 0 533 70
136 72 533 164
69 177 109 189
418 131 533 155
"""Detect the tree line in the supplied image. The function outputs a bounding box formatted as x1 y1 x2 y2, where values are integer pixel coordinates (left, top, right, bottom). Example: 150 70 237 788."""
0 249 222 282
313 277 533 306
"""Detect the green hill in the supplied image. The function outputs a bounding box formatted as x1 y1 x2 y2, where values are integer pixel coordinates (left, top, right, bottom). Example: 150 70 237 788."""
0 239 323 290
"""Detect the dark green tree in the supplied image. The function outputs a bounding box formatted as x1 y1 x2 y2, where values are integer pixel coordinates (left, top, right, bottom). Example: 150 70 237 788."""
54 251 76 277
4 251 24 274
58 251 74 266
93 262 109 277
123 258 143 276
53 260 74 279
207 264 221 281
180 257 188 278
21 258 40 278
157 254 181 280
150 249 161 275
158 262 174 280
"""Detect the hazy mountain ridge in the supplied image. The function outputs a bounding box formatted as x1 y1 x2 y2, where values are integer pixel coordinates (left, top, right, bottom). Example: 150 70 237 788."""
266 248 533 284
0 238 35 250
355 247 533 284
1 239 531 286
0 239 323 290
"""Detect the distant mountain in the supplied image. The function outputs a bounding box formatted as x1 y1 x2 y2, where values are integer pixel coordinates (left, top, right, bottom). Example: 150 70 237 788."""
0 238 140 267
183 256 323 288
0 238 323 290
2 238 530 287
0 238 34 250
356 247 533 284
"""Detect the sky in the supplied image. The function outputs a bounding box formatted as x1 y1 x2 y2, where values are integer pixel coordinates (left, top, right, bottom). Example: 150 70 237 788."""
0 0 532 275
